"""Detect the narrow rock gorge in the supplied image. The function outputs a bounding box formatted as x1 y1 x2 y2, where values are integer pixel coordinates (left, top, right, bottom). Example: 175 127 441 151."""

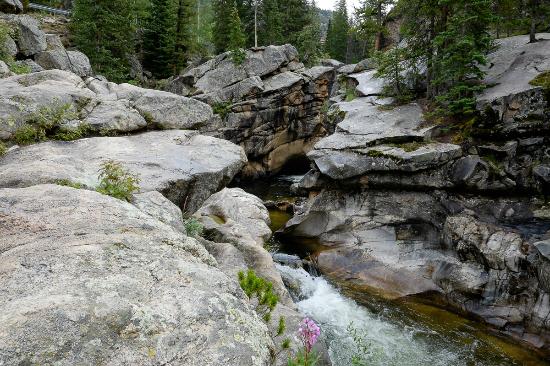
0 6 549 366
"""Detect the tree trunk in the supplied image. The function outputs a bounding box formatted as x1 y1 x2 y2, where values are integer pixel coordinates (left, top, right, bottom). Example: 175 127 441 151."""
374 1 383 51
530 16 537 43
254 0 258 47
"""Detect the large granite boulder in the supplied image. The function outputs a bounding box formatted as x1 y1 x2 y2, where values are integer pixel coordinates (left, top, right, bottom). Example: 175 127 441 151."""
0 70 215 140
167 45 336 177
0 130 247 213
193 188 329 365
35 49 93 77
0 184 273 365
7 15 47 56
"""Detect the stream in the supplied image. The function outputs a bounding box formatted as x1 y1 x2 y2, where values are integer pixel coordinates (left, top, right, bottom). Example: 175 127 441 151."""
236 175 550 366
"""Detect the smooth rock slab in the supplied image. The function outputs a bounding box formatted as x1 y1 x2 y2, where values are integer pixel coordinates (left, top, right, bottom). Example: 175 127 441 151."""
0 184 272 366
0 130 247 212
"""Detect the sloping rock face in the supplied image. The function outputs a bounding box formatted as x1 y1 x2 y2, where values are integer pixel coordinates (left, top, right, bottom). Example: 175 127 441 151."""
0 0 22 13
193 188 330 366
0 130 246 213
478 34 550 137
0 14 91 76
0 184 273 365
284 34 550 354
167 45 336 177
0 70 214 140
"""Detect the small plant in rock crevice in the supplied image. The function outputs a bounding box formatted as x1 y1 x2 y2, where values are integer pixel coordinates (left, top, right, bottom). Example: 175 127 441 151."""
55 179 86 189
184 217 204 238
96 160 140 201
237 270 291 360
12 103 80 145
0 141 6 156
212 100 233 119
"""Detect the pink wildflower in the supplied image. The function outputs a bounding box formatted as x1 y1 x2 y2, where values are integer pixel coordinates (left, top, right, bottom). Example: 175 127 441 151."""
298 317 321 352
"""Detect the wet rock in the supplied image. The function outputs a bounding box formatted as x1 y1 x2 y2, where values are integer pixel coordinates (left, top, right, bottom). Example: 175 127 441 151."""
0 184 273 366
272 253 303 269
0 130 247 213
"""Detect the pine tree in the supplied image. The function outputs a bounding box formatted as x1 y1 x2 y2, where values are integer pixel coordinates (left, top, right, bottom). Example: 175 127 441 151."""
357 0 395 51
259 0 283 46
432 0 493 114
295 1 322 65
280 0 310 46
143 0 176 78
228 1 247 64
71 0 139 82
213 0 232 53
327 0 349 62
174 0 197 72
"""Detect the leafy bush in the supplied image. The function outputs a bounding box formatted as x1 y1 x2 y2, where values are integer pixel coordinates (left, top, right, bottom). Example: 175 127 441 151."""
231 48 247 65
96 160 140 201
184 217 204 238
212 101 233 119
53 123 91 141
13 103 80 145
7 61 31 75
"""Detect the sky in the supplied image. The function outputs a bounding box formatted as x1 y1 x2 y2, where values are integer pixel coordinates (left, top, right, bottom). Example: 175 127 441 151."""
317 0 362 13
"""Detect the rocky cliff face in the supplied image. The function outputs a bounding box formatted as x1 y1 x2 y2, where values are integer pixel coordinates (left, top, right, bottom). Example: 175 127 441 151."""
283 34 550 354
167 45 336 177
0 16 327 366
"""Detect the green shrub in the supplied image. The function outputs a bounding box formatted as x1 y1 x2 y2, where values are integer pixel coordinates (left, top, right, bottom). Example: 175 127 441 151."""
212 101 233 119
238 270 290 354
7 61 31 75
183 217 204 238
238 269 279 322
344 86 356 102
12 103 81 145
53 123 91 141
231 48 247 66
96 160 140 201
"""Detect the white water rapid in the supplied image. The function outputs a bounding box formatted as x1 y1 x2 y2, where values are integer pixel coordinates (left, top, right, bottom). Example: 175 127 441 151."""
276 264 537 366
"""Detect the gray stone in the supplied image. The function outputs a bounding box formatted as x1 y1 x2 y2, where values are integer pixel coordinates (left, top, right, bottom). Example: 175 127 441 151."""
35 49 93 77
0 130 247 213
132 191 185 233
0 0 22 13
337 64 357 75
14 59 43 72
349 70 385 97
0 70 95 140
535 240 550 261
0 184 272 366
10 15 47 56
533 165 550 184
0 60 12 78
2 34 17 58
353 58 375 73
82 99 147 133
319 58 344 69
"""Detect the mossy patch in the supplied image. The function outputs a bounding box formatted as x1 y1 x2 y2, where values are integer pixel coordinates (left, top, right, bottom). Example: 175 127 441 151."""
0 141 6 156
529 71 550 90
212 101 233 119
55 179 86 189
388 141 428 152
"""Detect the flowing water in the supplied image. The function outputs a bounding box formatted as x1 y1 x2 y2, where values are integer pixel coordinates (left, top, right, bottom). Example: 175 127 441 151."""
277 265 549 366
237 175 550 365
